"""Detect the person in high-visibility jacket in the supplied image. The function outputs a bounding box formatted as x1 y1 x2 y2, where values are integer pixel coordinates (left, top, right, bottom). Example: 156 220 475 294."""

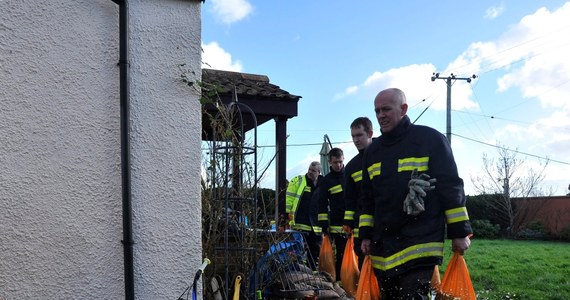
317 147 347 280
343 116 374 269
359 88 473 299
286 161 323 270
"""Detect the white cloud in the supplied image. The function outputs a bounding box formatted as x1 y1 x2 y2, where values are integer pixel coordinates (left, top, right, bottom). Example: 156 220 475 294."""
333 85 359 101
485 4 505 19
350 3 570 196
341 63 479 111
486 4 570 109
361 64 440 102
202 41 243 72
430 3 570 114
533 110 570 158
209 0 254 25
337 6 570 130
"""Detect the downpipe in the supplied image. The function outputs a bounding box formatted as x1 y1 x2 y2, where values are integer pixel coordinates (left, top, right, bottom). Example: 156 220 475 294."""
112 0 135 299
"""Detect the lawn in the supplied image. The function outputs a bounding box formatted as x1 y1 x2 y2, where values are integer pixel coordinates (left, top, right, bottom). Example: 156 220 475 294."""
438 239 570 300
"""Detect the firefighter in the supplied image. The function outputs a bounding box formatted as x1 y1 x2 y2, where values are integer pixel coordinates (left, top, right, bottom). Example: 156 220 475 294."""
285 161 323 270
359 88 473 299
343 117 374 269
317 147 347 280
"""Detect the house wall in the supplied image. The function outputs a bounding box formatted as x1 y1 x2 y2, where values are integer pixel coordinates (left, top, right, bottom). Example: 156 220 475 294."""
0 1 202 299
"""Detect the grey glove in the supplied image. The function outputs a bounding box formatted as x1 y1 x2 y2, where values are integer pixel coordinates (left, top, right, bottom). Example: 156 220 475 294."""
403 169 437 216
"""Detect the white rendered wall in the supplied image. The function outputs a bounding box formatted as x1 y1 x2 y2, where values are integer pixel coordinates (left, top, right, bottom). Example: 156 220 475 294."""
128 0 202 298
0 1 202 299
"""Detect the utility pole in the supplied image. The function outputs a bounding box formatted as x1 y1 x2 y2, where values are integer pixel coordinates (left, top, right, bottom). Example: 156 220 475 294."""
502 156 510 199
431 73 477 144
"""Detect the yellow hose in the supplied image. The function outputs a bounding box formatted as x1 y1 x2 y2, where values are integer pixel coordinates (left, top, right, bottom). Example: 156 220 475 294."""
232 274 242 300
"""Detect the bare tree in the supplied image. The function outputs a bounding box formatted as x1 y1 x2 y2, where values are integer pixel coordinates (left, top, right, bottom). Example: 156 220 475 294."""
471 144 550 235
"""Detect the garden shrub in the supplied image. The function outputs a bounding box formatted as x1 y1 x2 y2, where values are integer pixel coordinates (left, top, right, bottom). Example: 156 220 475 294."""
515 221 551 240
559 224 570 242
466 194 510 230
471 219 500 239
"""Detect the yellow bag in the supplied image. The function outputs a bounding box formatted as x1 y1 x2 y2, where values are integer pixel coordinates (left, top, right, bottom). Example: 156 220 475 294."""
355 255 380 300
318 234 336 282
340 236 360 296
437 252 476 300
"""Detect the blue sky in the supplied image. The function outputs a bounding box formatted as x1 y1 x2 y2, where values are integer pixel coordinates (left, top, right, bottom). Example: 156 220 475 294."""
201 1 570 196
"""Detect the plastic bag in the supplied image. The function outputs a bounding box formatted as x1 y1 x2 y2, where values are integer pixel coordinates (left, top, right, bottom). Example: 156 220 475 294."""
437 252 476 300
340 236 360 296
355 255 380 300
431 265 441 290
318 234 336 282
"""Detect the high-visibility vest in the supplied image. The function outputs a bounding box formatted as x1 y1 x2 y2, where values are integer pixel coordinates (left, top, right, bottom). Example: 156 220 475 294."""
286 175 322 233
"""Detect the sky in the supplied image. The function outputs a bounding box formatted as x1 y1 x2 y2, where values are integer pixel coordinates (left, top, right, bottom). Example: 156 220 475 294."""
200 0 570 196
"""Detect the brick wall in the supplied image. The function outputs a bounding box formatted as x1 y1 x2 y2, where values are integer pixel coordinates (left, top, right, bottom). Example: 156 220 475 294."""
513 196 570 236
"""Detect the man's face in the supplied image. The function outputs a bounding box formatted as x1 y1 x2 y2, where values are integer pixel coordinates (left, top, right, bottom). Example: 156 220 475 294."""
307 165 320 181
329 156 344 172
351 125 372 151
374 93 406 133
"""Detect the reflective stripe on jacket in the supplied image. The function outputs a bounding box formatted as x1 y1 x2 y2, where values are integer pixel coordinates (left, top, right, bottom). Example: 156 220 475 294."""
359 115 472 276
317 168 346 231
344 151 365 229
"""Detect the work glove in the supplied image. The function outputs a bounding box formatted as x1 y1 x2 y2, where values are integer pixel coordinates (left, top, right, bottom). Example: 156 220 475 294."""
403 169 437 216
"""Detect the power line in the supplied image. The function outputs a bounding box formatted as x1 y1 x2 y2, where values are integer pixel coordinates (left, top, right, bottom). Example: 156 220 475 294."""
492 77 570 116
451 109 570 132
257 141 347 148
412 98 437 124
446 24 570 77
202 132 569 168
453 109 531 125
453 133 570 166
465 83 496 139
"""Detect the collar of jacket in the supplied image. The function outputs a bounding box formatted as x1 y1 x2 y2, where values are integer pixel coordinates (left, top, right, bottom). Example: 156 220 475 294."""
327 166 345 177
379 115 412 146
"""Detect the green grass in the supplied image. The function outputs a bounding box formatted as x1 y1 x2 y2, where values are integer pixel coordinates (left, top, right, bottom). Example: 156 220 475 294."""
438 239 570 300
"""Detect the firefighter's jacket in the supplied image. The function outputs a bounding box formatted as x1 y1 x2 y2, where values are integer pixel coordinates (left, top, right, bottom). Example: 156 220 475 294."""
286 174 322 233
359 115 472 277
317 167 346 234
343 150 365 238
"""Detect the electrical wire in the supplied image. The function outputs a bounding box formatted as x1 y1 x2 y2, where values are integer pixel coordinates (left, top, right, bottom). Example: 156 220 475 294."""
203 131 569 168
445 24 570 76
452 133 570 165
451 108 570 132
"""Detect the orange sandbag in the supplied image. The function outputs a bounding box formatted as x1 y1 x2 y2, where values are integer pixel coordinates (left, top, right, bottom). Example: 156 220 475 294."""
431 265 441 290
340 236 360 296
318 234 336 282
437 252 476 300
355 255 380 300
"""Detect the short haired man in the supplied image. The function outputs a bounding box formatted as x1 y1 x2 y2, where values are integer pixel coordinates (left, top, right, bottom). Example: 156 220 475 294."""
343 117 374 268
359 88 472 299
286 161 323 270
317 147 347 279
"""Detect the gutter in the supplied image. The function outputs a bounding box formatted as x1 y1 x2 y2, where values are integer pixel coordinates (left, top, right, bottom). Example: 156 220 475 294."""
112 0 135 299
